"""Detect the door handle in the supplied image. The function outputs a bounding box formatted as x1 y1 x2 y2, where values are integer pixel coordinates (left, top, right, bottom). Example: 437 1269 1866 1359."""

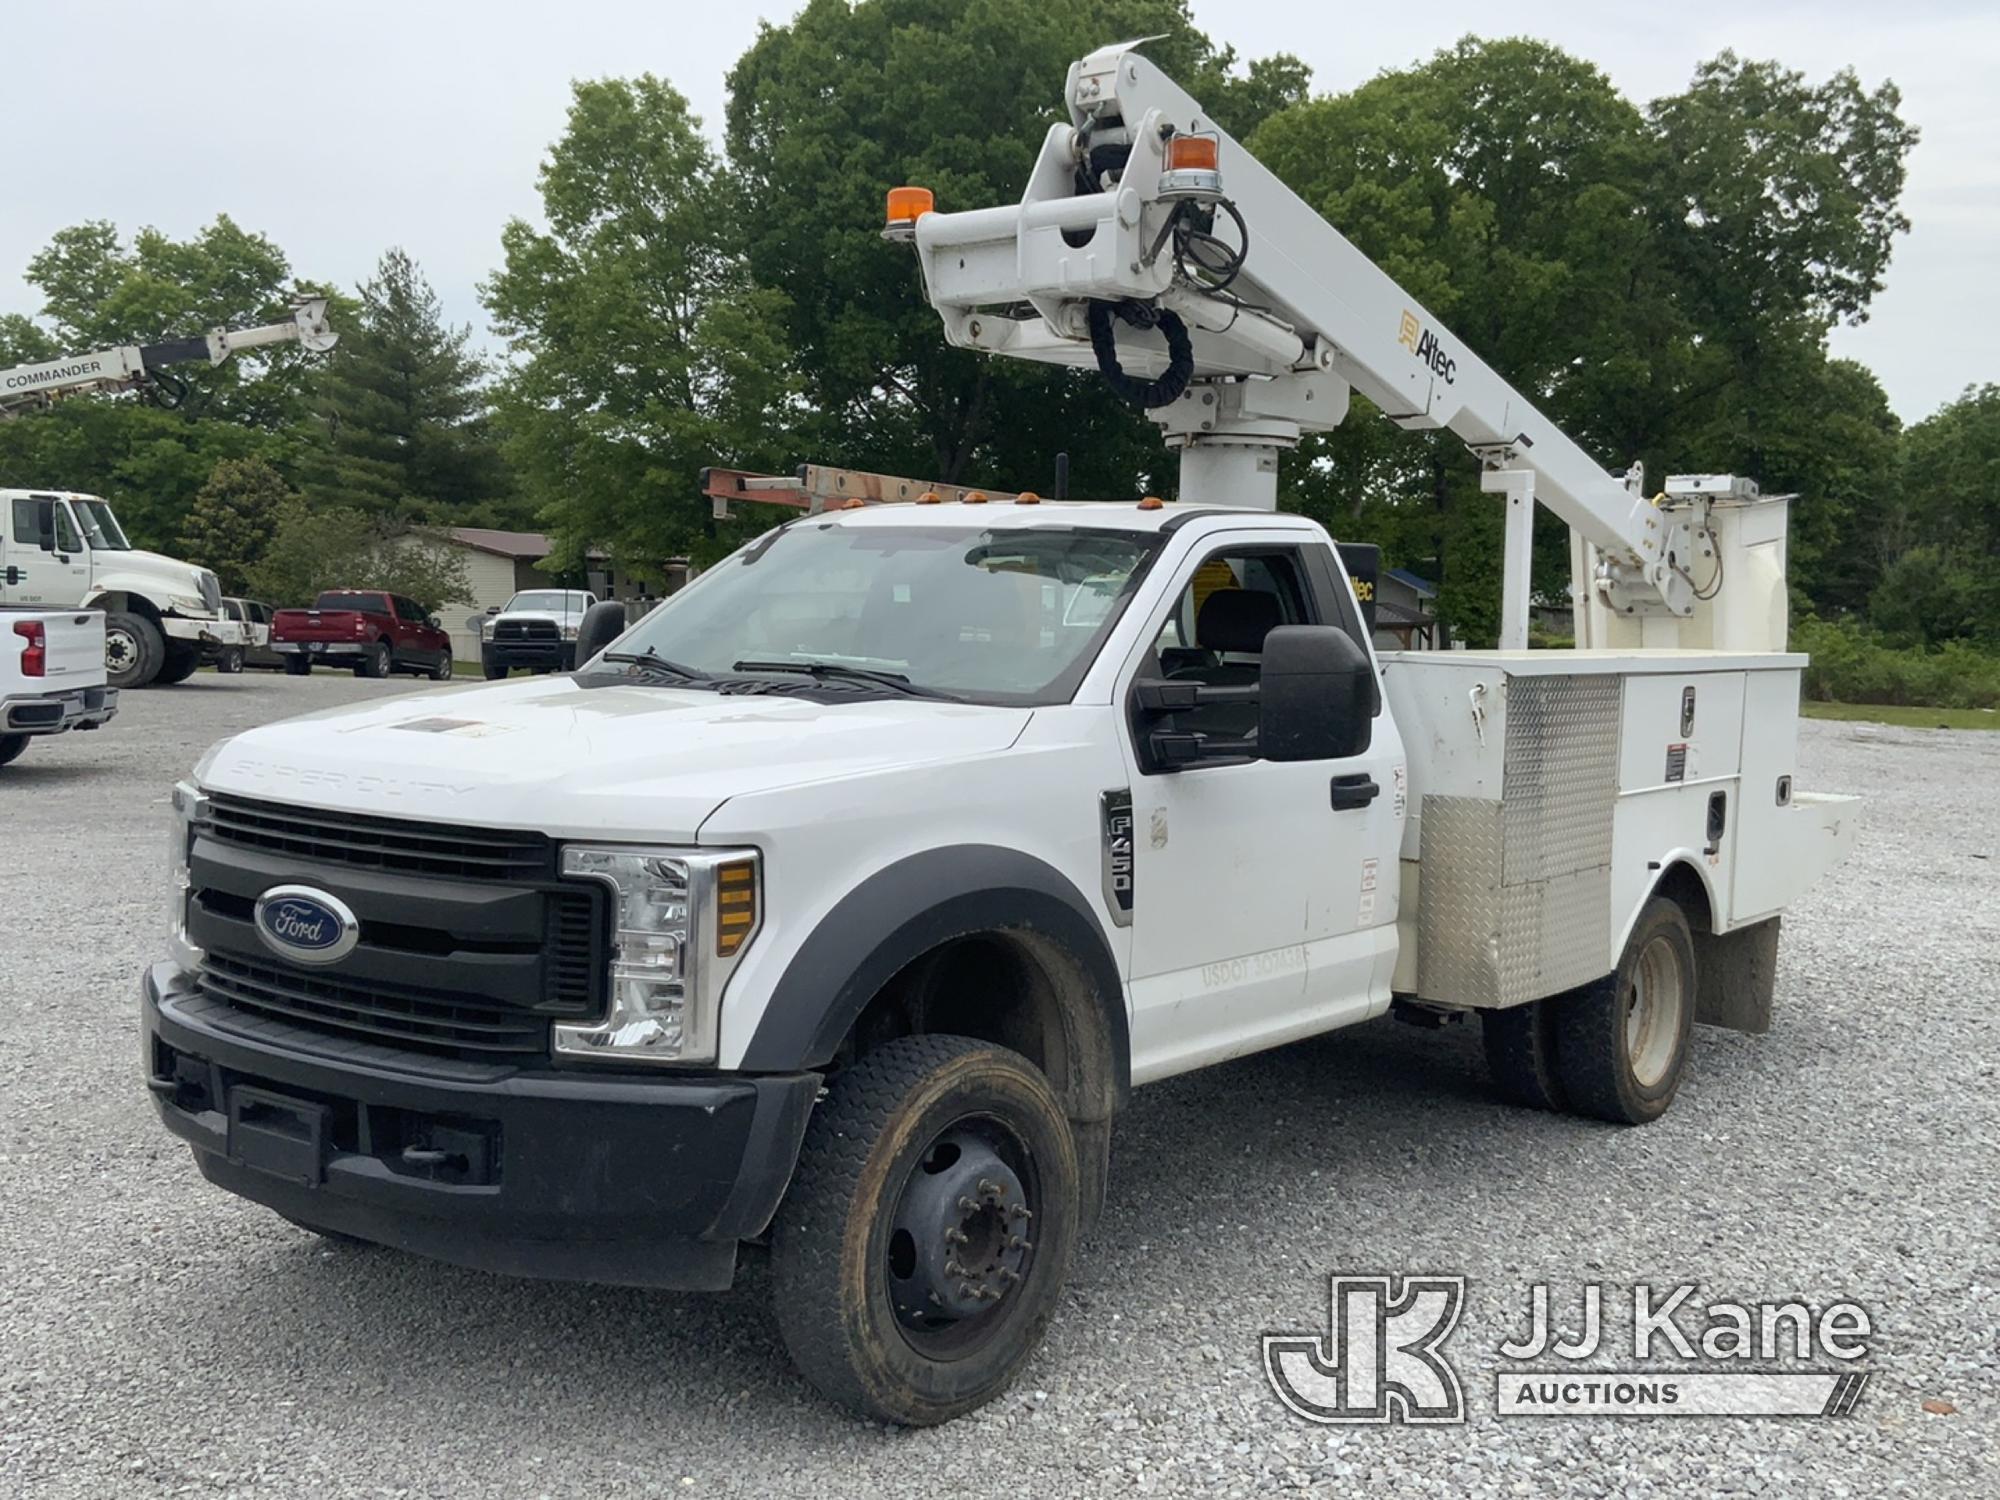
1330 773 1379 812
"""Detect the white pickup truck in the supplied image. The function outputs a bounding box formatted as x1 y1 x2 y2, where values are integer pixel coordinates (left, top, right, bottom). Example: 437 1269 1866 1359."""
142 498 1854 1423
1 605 117 767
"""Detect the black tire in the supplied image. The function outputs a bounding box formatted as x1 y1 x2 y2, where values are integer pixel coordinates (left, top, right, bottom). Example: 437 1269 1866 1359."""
355 640 391 679
430 649 453 681
0 734 27 768
482 660 508 680
156 641 201 685
1481 998 1566 1111
283 655 311 676
1555 896 1697 1125
772 1035 1080 1426
103 610 164 689
216 646 245 674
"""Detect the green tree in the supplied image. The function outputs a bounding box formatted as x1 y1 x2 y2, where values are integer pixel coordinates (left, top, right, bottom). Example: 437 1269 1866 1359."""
179 455 293 595
248 500 473 612
0 313 57 366
1247 38 1915 642
723 0 1307 501
0 399 286 550
484 74 799 571
312 248 509 517
1866 385 2000 645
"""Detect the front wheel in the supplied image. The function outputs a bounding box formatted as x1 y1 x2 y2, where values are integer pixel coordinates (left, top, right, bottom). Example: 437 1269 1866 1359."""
1556 896 1697 1124
772 1035 1080 1425
155 641 201 685
216 646 245 674
104 611 164 689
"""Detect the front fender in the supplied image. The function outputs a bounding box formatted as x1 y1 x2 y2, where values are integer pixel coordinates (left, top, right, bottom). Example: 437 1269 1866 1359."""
736 844 1130 1100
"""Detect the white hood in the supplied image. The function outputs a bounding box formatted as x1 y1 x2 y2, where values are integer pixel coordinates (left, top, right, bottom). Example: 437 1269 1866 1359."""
200 676 1032 841
93 548 214 612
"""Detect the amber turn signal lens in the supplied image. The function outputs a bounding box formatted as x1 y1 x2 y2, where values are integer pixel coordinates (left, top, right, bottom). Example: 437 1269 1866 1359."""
1164 135 1219 173
1015 490 1041 505
1137 495 1165 511
886 185 936 224
716 859 757 958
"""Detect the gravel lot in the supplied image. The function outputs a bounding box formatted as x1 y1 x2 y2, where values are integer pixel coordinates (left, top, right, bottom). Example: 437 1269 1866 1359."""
1 671 1992 1498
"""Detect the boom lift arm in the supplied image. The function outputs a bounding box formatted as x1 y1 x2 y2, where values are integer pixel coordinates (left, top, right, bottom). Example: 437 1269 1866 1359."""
890 41 1789 651
0 299 338 419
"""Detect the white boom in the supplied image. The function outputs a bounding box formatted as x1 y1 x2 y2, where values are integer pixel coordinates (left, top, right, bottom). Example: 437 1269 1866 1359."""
0 299 338 418
893 41 1791 651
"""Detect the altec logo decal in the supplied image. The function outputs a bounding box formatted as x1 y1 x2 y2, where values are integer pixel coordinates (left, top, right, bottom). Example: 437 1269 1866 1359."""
1397 310 1456 385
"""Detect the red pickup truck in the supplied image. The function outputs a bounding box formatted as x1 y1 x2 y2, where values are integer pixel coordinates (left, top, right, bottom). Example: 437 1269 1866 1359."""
271 591 454 680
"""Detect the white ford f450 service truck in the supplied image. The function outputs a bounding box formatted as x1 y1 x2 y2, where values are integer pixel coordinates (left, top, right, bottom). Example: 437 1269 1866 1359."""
143 43 1856 1424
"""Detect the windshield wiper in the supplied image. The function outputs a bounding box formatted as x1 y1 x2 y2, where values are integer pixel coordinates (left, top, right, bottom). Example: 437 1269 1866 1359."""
601 649 714 683
731 658 961 701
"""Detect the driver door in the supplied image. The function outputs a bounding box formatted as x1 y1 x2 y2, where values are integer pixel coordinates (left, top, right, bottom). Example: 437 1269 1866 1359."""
4 496 91 605
1118 533 1404 1084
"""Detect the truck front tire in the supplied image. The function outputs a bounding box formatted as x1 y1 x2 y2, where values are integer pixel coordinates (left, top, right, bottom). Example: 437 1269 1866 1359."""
104 611 164 689
156 641 201 685
1555 897 1697 1125
771 1035 1080 1425
284 656 311 676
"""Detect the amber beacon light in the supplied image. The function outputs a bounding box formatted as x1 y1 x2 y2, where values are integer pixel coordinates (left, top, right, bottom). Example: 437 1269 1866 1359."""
883 185 936 241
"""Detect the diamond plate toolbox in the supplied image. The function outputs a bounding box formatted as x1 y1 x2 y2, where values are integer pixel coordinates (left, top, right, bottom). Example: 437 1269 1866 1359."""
1415 672 1621 1007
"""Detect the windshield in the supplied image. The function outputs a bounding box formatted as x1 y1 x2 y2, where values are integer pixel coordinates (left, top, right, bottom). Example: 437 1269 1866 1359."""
605 522 1161 705
507 590 590 614
312 591 387 613
73 498 131 551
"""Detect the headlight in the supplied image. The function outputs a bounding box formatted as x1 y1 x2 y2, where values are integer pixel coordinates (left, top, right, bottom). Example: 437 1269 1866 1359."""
168 781 208 971
481 619 496 639
555 846 761 1066
166 594 208 614
561 623 579 641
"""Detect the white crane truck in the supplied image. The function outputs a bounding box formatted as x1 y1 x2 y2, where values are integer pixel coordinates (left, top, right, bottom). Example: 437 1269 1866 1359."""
141 45 1855 1423
0 301 338 687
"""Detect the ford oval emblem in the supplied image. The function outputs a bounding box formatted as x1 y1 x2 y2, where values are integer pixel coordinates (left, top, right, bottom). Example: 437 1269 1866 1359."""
252 884 360 966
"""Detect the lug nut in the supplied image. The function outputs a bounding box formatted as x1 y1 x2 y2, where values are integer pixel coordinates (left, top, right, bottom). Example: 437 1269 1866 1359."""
1010 1205 1033 1221
957 1195 980 1213
944 1227 968 1246
978 1178 1005 1200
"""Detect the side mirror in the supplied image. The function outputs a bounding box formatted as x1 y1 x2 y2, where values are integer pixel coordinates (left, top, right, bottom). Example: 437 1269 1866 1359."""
428 614 442 628
574 599 628 666
1258 625 1375 761
485 604 502 616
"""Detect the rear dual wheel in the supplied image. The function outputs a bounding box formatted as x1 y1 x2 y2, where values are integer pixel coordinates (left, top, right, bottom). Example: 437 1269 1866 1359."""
1482 896 1696 1125
772 1035 1079 1426
354 641 392 679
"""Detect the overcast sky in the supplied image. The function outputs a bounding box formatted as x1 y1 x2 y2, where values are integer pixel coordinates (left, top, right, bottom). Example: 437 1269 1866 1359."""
2 1 1989 422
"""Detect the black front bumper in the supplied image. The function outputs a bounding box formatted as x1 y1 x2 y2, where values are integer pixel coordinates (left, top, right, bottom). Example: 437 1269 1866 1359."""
141 962 818 1290
482 640 575 671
